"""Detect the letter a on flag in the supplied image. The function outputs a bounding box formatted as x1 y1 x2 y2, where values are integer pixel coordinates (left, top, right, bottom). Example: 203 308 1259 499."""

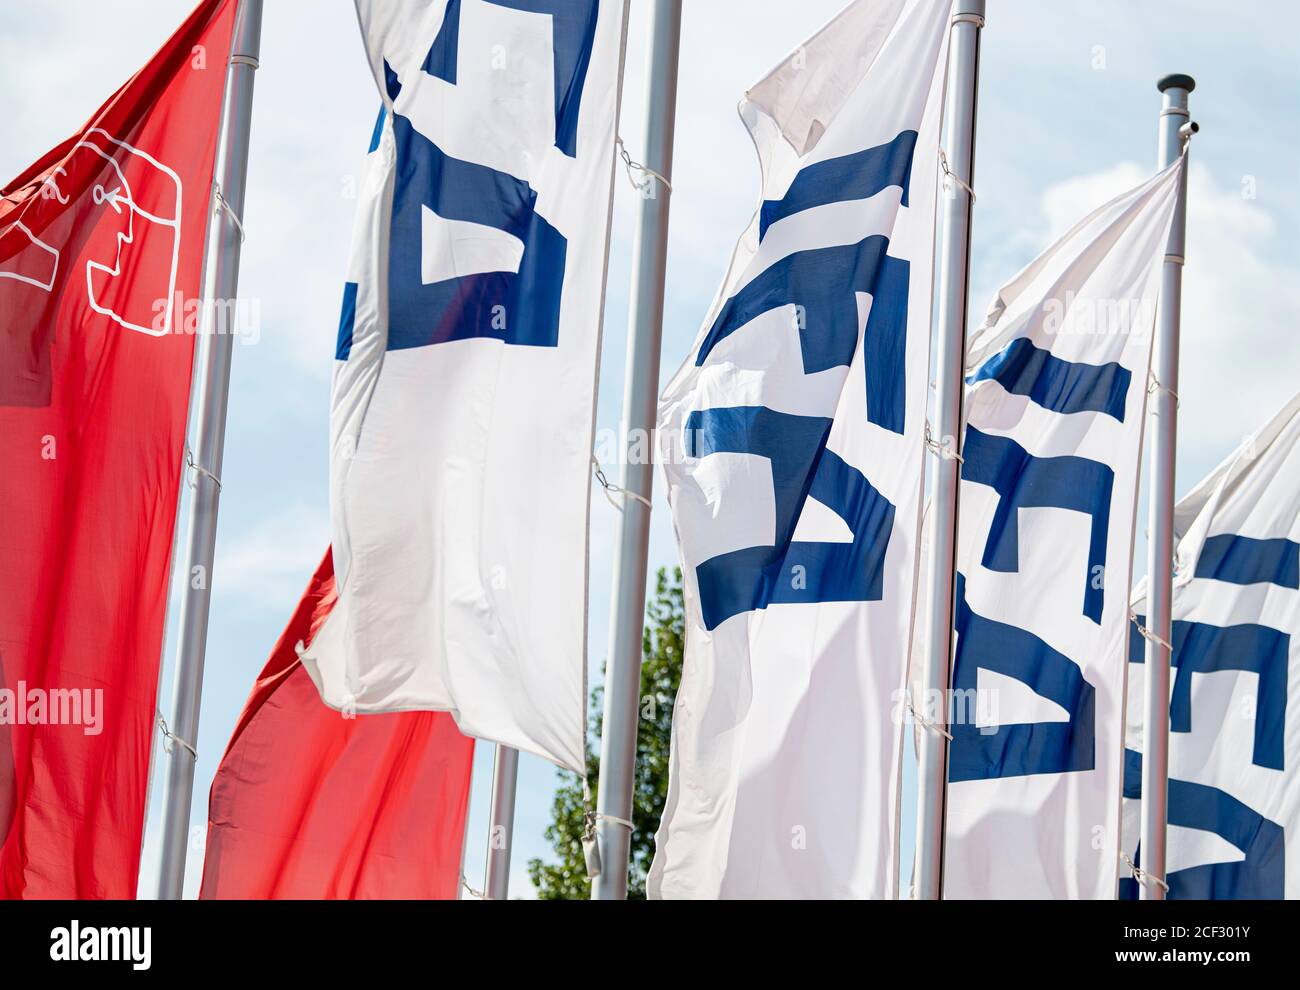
0 0 238 897
298 0 626 772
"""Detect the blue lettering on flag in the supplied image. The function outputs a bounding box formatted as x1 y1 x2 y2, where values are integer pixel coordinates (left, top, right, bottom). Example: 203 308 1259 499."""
423 0 599 158
368 106 388 153
1129 615 1289 772
1120 749 1284 899
695 236 910 435
336 281 359 360
949 573 1096 781
967 336 1130 422
386 114 567 350
1194 534 1300 589
758 131 918 239
334 108 387 360
961 427 1114 623
684 131 918 627
686 406 895 631
383 59 402 102
363 0 604 354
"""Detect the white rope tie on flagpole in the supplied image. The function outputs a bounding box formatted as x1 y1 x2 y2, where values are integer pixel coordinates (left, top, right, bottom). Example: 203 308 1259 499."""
1122 852 1170 894
1147 371 1180 409
460 874 486 900
592 456 653 511
615 136 672 194
213 183 246 243
1130 610 1174 654
156 711 198 759
938 148 976 202
952 11 986 28
907 694 954 741
924 422 964 463
577 773 633 880
185 445 223 490
230 53 260 70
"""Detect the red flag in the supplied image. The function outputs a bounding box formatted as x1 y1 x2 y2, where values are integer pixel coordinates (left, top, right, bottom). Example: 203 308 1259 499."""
200 552 475 900
0 0 237 897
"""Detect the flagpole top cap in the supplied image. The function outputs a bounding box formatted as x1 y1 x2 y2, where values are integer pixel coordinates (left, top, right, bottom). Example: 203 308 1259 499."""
1158 74 1196 94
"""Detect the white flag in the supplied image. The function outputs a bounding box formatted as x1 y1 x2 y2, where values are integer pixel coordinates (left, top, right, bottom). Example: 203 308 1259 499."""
649 0 951 899
299 0 626 771
1122 392 1300 898
943 159 1184 898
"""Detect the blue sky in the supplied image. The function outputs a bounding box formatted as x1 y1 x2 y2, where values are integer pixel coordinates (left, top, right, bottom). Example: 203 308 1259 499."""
2 0 1298 898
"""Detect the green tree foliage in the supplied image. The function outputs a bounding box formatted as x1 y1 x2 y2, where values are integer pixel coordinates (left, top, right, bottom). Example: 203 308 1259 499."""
528 567 684 899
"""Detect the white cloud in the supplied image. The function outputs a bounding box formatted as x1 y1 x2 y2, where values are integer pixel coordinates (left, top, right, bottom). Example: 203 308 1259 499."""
0 1 195 167
1177 164 1300 462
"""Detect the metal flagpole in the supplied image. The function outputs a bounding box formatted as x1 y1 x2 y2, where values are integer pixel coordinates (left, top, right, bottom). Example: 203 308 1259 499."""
152 0 263 900
1138 73 1195 901
592 0 681 901
484 744 519 899
913 0 985 901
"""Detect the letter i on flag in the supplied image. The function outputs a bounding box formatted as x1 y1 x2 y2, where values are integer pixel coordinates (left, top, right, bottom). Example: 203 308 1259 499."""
0 0 237 898
943 159 1185 899
650 0 951 898
296 0 628 772
1122 392 1300 899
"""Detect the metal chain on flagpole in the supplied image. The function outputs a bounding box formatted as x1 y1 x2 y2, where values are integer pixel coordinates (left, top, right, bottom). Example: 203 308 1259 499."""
592 455 653 510
155 712 198 759
938 147 977 202
1123 852 1170 894
924 422 965 463
1130 610 1173 653
184 445 223 490
907 693 954 741
1147 370 1181 409
212 183 247 243
616 135 672 194
579 772 636 882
